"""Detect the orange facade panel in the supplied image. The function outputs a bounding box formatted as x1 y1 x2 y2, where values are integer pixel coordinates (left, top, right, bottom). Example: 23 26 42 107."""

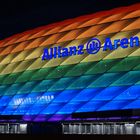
2 36 20 47
15 34 33 43
98 13 128 24
57 29 83 43
0 45 15 56
122 9 140 19
122 17 140 31
28 30 49 40
40 33 65 47
24 37 46 50
98 19 133 35
0 40 10 48
0 3 139 49
11 41 31 53
59 22 82 32
77 17 103 28
76 23 109 39
43 26 63 36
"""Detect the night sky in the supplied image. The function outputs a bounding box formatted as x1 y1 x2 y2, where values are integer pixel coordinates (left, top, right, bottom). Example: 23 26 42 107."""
0 0 139 40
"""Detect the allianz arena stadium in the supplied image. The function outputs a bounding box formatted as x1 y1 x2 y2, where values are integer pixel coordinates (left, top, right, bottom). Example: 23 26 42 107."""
0 3 140 134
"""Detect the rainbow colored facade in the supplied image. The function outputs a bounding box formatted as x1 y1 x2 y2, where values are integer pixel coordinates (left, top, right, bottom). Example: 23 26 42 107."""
0 3 140 122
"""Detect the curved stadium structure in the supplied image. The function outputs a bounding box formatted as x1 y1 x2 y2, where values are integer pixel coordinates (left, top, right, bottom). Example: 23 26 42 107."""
0 3 140 134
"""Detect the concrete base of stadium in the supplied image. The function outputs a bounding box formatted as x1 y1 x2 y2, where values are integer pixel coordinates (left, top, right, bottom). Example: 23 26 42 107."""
62 121 140 135
0 121 140 135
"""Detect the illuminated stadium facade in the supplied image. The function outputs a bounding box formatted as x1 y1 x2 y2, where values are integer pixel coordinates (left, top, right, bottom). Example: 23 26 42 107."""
0 3 140 134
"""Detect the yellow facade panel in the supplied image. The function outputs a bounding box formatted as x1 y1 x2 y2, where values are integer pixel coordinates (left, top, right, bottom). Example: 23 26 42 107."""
42 58 64 68
103 46 138 60
101 30 139 47
1 62 20 75
81 50 110 63
27 57 47 70
60 53 87 65
129 48 140 57
13 60 34 73
25 47 44 60
0 53 18 65
0 64 7 74
11 50 30 63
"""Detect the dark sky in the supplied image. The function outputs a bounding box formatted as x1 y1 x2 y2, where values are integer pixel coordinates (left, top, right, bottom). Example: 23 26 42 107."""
0 0 140 39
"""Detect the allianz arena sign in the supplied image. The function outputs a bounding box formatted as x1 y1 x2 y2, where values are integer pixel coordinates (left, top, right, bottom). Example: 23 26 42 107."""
42 36 140 60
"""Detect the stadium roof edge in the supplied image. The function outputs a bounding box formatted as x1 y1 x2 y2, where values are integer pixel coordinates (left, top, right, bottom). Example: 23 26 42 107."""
0 2 140 43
